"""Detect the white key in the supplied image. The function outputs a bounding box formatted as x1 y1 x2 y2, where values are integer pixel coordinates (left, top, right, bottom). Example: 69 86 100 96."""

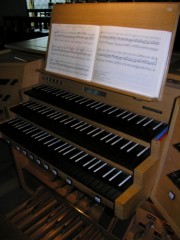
88 160 101 170
100 133 112 141
143 119 153 127
12 120 24 127
89 101 99 108
8 118 20 124
54 113 66 120
60 116 72 123
68 95 80 101
116 110 127 118
65 93 76 99
51 89 62 95
70 151 83 159
120 141 132 150
64 118 76 125
93 162 107 173
136 116 147 124
75 153 89 162
75 97 86 103
55 91 67 96
75 122 88 130
106 135 117 143
80 124 92 132
109 171 122 181
111 137 123 146
137 147 149 157
63 147 76 155
153 122 163 130
23 126 37 133
28 104 41 110
108 108 119 115
57 143 68 152
86 101 97 107
87 128 99 135
38 134 51 142
83 157 96 167
90 102 103 109
62 92 73 98
128 114 138 121
22 101 32 106
58 144 71 153
50 112 62 119
44 137 57 145
118 175 132 187
92 129 104 137
48 139 61 147
103 168 116 178
103 106 115 113
127 143 139 152
29 130 41 137
70 121 83 128
122 112 133 119
95 103 106 110
39 108 52 114
22 125 34 132
34 132 48 140
47 111 59 117
17 122 31 130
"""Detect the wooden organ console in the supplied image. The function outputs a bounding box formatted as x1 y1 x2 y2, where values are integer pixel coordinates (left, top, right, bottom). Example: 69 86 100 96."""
0 3 180 240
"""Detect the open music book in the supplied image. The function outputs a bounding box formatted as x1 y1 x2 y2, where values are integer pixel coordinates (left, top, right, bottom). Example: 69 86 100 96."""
46 24 172 98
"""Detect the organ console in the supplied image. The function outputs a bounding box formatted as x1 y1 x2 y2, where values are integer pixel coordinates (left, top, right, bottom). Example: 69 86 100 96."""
0 3 180 240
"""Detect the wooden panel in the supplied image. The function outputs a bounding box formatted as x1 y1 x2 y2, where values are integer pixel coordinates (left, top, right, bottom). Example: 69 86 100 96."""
115 144 160 219
123 205 179 240
0 50 43 121
51 3 179 31
151 97 180 237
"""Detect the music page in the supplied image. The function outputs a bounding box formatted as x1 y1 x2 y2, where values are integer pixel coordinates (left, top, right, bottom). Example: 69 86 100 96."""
46 24 100 80
92 26 172 98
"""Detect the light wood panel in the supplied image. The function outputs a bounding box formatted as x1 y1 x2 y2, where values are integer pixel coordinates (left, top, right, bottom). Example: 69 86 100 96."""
51 3 179 31
151 97 180 237
0 50 43 121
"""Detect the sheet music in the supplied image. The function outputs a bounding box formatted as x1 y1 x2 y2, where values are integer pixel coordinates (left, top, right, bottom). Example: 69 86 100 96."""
92 26 172 98
46 24 100 80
